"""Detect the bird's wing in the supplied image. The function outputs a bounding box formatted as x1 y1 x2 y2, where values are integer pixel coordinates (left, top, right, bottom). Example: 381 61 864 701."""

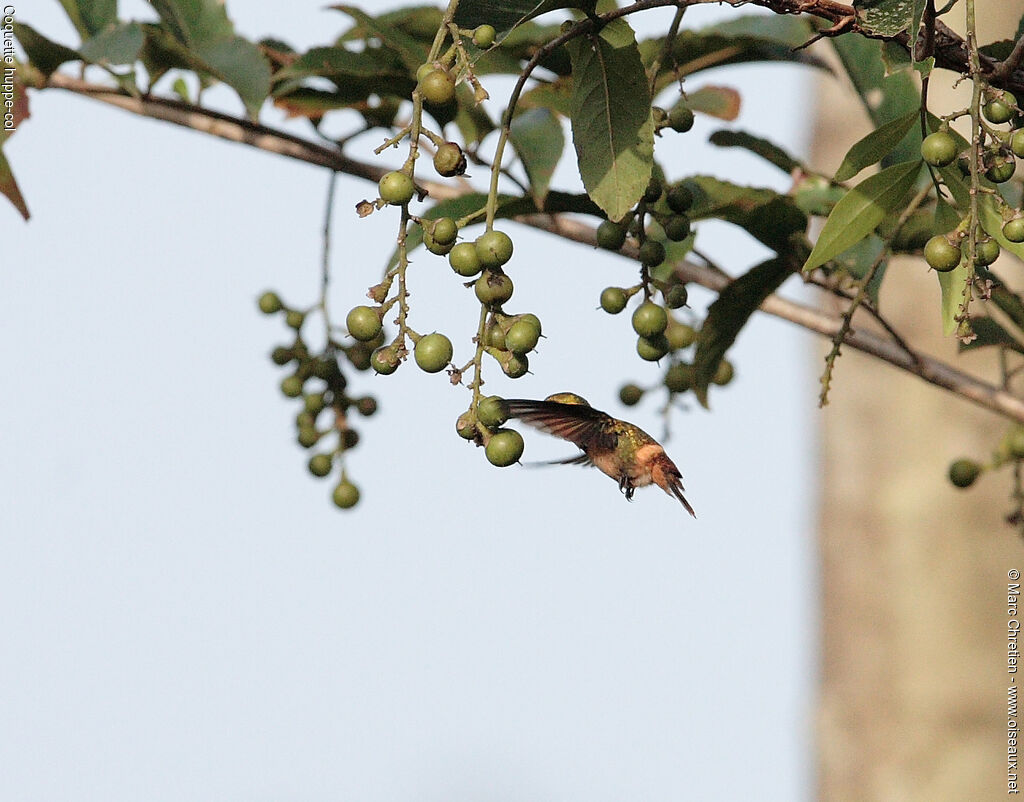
504 399 619 452
521 452 594 468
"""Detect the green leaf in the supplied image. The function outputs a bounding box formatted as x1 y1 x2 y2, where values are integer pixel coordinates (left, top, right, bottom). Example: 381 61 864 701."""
803 160 921 272
273 87 357 119
519 77 573 116
566 19 654 222
833 235 887 305
13 23 80 77
79 22 146 65
933 197 967 337
59 0 117 38
329 6 428 72
683 86 740 121
708 130 801 173
692 258 793 407
148 0 270 117
833 109 918 182
0 147 29 221
684 176 807 252
792 175 846 216
854 0 916 37
958 318 1024 356
453 0 593 36
510 108 565 207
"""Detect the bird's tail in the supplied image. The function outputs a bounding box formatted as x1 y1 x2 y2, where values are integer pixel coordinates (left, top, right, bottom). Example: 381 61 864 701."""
652 454 696 518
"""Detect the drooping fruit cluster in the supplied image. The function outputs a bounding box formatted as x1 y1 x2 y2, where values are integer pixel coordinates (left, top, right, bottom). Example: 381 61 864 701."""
947 425 1024 528
259 290 374 509
455 395 525 467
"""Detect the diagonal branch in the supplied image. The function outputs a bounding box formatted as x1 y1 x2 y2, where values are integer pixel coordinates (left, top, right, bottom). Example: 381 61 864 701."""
39 74 1024 424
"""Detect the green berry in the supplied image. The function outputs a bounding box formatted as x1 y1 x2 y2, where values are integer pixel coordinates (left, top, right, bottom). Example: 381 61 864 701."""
643 177 663 204
664 284 688 309
485 428 525 467
433 142 467 177
285 309 306 330
449 242 482 276
456 411 478 440
983 92 1016 124
370 345 400 375
712 359 735 386
1003 218 1024 243
258 291 283 314
501 352 529 378
921 131 958 167
304 392 327 414
346 305 383 342
473 24 496 48
600 287 628 314
347 342 372 371
666 184 694 214
1011 130 1024 159
356 396 377 417
484 321 507 349
632 301 668 338
636 333 670 362
664 362 694 393
477 395 509 428
271 346 293 366
505 320 540 354
518 313 542 336
666 320 697 350
986 157 1016 184
669 106 694 133
332 479 360 509
596 219 628 250
378 170 415 205
414 332 453 373
638 239 666 267
308 453 333 478
475 230 514 268
924 235 962 272
418 68 456 105
431 217 458 245
297 427 320 448
474 269 514 306
619 383 644 406
341 429 360 450
664 216 691 242
948 458 980 488
280 374 304 397
972 238 1000 266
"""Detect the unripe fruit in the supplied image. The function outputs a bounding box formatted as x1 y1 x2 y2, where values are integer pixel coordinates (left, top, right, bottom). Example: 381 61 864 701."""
501 352 529 378
619 383 644 406
258 291 283 314
304 392 326 414
475 230 514 268
347 342 372 371
638 239 666 267
342 429 360 450
983 92 1016 124
271 346 293 365
924 235 962 272
475 269 514 306
632 301 669 338
1012 130 1024 159
596 219 628 250
431 217 458 245
449 242 482 276
637 333 670 361
666 184 694 214
712 359 735 386
986 157 1016 184
297 426 320 448
378 170 415 205
312 358 340 380
418 68 456 105
652 106 668 127
664 284 688 309
280 374 305 397
920 131 958 167
433 142 467 177
456 411 478 440
972 238 1000 266
518 313 542 336
285 309 306 330
669 105 694 133
370 345 400 375
414 332 453 373
486 428 525 467
356 396 378 416
666 320 697 350
484 321 507 349
505 320 540 354
664 215 691 242
1004 218 1024 243
643 177 663 204
332 479 360 509
473 24 496 48
664 362 694 393
600 287 628 314
948 458 980 488
477 395 509 428
309 453 333 478
346 305 383 342
423 226 454 255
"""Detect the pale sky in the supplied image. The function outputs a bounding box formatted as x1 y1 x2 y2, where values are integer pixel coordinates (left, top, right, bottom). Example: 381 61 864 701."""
3 2 818 799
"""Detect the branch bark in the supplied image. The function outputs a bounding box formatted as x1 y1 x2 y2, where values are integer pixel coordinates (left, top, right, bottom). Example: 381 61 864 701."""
39 74 1024 425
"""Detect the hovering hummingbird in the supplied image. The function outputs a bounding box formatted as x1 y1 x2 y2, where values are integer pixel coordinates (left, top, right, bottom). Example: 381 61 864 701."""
504 392 696 517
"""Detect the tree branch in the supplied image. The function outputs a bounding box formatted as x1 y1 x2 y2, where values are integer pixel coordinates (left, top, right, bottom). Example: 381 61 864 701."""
39 75 1024 424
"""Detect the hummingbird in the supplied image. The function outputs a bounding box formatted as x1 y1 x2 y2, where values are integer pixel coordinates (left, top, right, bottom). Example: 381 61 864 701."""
504 392 696 517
